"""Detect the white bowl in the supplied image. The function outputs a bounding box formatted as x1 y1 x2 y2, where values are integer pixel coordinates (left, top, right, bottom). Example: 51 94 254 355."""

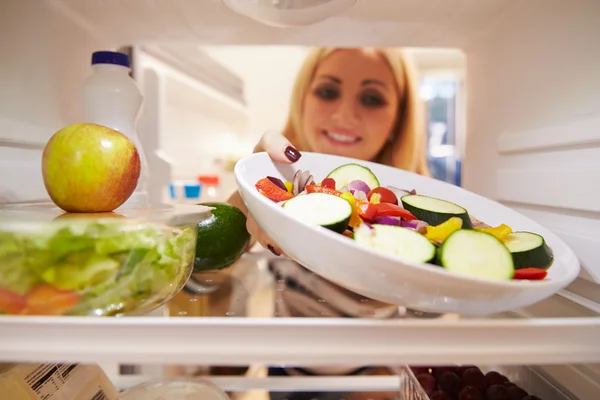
234 152 580 315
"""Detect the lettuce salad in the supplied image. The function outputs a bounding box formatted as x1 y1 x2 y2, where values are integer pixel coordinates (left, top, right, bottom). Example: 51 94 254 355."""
0 218 196 316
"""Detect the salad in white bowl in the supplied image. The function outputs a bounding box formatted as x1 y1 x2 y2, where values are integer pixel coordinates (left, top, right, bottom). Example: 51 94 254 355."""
235 152 580 315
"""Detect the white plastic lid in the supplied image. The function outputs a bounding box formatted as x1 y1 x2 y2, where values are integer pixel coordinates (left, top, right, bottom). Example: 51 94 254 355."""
119 379 230 400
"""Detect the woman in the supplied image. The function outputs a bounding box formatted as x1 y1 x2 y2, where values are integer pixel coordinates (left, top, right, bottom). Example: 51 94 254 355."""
227 47 430 397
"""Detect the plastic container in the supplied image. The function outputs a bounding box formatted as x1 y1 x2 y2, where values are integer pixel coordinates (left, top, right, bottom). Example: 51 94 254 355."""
119 378 230 400
0 203 212 317
80 50 150 208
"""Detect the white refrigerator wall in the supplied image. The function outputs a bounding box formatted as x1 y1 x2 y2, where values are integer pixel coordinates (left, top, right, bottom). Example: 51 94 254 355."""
464 0 600 284
0 0 115 203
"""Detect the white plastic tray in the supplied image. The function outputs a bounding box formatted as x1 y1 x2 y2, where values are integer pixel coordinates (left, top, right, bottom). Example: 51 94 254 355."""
0 313 598 366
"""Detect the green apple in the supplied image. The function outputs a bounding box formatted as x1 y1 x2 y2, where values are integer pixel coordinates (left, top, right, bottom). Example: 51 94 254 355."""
42 122 141 213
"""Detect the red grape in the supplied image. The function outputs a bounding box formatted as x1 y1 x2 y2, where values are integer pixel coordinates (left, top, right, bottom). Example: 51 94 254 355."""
416 373 437 395
485 384 509 400
459 386 485 400
432 365 459 380
486 371 509 386
430 390 453 400
461 367 488 391
503 381 516 388
438 371 461 396
410 366 431 376
457 365 479 377
522 396 541 400
507 386 529 400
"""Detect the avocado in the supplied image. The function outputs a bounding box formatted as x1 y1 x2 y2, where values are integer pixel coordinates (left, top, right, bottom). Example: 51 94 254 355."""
193 202 251 273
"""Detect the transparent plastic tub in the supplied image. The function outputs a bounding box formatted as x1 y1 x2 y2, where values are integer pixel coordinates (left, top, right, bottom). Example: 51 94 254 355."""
120 378 230 400
0 203 211 317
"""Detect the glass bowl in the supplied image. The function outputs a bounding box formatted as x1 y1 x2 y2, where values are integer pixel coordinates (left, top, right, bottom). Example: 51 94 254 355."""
119 378 230 400
0 203 212 317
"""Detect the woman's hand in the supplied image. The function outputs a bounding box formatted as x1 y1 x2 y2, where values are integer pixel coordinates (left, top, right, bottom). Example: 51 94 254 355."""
234 131 302 256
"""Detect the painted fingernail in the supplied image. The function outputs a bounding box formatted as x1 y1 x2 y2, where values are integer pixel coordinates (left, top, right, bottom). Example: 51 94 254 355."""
267 245 280 256
284 146 301 162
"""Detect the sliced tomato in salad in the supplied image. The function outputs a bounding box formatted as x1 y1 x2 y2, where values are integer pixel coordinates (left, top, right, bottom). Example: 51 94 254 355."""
367 187 398 205
22 284 80 316
0 289 27 314
373 203 417 220
321 177 336 190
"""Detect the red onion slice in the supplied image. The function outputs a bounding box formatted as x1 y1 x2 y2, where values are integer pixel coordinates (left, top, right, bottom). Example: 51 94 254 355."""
292 171 302 195
267 176 287 191
373 215 403 226
347 180 371 195
353 190 368 201
401 219 429 234
470 215 490 229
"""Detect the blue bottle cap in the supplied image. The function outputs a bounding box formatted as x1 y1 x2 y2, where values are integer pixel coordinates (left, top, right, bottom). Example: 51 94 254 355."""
91 51 130 68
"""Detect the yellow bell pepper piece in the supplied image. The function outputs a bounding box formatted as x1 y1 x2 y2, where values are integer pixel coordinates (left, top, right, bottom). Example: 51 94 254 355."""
425 217 463 242
370 192 381 204
284 181 293 193
340 192 363 229
476 224 513 241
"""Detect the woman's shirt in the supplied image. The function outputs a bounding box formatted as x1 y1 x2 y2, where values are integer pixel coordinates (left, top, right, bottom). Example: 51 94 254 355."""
267 257 402 375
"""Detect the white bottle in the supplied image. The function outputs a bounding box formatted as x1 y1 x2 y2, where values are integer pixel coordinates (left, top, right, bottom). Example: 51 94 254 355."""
80 50 150 208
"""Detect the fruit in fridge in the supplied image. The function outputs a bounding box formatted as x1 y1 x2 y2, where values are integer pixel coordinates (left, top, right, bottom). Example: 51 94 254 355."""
41 122 141 213
193 202 250 273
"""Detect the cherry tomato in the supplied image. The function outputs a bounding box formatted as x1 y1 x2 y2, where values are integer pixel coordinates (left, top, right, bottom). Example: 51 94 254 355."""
321 177 336 190
368 187 398 205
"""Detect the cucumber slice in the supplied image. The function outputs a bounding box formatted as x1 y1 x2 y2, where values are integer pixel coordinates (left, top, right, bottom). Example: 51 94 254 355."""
503 231 554 270
354 224 436 264
326 163 380 191
438 229 514 280
401 194 473 229
283 192 352 234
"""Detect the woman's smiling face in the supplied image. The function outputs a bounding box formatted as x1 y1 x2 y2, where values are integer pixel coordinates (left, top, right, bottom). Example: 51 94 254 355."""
301 48 400 161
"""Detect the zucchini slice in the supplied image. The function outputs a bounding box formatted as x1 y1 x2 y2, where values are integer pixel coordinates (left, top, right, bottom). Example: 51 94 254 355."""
354 224 436 264
503 231 554 270
401 194 473 229
283 192 352 234
326 163 380 191
438 229 514 280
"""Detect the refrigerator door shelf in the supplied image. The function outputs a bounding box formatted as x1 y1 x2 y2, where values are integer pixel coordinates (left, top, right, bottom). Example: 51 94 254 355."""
0 313 598 367
0 253 599 368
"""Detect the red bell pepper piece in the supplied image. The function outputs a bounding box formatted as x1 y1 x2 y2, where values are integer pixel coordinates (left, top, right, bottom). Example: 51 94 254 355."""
513 268 548 280
357 201 377 221
255 178 294 202
305 185 341 196
372 203 417 220
321 177 336 190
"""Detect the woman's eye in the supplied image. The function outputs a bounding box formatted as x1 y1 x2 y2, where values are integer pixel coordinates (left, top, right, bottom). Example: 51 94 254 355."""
361 93 386 107
314 87 339 101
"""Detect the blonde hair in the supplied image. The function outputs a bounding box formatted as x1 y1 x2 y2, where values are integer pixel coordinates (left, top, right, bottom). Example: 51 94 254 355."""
281 47 431 176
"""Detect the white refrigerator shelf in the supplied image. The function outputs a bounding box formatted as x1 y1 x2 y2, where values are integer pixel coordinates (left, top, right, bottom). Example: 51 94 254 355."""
0 315 599 366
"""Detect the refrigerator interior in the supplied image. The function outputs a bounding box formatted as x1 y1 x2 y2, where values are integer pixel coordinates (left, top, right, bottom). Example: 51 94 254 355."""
1 0 599 399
